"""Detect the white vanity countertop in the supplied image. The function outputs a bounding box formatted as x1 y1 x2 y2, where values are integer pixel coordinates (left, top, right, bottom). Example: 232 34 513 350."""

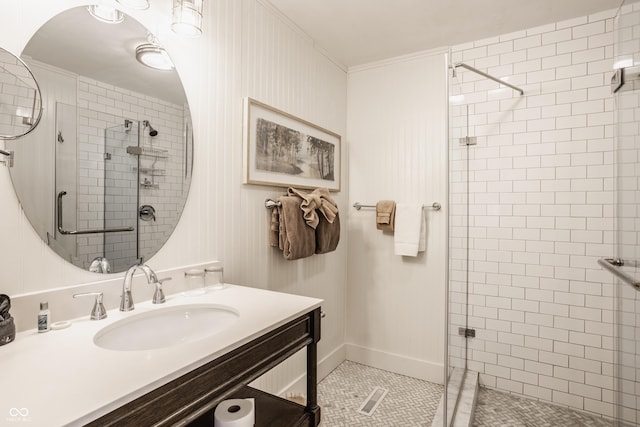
0 284 322 427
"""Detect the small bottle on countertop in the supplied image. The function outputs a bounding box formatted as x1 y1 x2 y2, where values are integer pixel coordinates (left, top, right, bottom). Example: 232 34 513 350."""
38 301 50 333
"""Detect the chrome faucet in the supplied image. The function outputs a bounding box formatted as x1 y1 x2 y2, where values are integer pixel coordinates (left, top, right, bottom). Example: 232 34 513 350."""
120 263 158 312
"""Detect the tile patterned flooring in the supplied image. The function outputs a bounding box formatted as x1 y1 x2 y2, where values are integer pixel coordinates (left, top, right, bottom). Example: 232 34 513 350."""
317 361 442 426
317 361 615 427
473 387 614 427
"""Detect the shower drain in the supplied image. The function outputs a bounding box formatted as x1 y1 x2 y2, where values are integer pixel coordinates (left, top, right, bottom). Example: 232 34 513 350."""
356 386 388 416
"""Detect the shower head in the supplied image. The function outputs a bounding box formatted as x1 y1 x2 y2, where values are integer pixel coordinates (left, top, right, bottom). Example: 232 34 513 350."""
143 120 158 137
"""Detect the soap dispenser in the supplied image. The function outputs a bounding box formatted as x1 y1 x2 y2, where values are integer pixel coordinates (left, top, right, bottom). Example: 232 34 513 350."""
38 301 50 333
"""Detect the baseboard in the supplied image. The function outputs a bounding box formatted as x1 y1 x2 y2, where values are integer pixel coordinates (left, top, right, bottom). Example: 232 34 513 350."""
345 343 443 384
278 344 347 396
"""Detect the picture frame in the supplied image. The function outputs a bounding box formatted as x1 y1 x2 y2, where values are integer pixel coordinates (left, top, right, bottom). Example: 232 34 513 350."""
243 97 341 191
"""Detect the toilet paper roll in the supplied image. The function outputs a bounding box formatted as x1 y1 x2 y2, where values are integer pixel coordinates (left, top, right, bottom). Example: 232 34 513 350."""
214 398 255 427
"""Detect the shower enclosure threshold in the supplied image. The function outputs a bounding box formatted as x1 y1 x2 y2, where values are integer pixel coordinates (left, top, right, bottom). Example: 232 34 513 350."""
431 368 479 427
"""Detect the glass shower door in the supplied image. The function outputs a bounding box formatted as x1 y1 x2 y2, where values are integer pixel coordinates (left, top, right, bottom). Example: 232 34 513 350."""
103 122 139 272
611 1 640 425
445 70 471 426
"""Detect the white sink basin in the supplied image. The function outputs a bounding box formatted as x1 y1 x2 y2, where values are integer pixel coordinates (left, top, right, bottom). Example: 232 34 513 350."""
94 304 239 351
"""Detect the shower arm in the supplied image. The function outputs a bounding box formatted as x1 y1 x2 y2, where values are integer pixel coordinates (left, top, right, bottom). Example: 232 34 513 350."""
454 63 524 95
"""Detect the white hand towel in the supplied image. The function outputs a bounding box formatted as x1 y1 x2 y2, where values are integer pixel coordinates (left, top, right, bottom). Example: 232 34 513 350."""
394 203 425 257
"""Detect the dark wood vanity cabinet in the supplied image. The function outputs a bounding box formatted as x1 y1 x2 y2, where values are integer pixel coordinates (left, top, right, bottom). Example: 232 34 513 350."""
88 307 322 427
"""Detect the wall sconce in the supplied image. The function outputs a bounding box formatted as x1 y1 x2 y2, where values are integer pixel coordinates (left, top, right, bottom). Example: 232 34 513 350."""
171 0 203 37
116 0 150 10
87 5 124 24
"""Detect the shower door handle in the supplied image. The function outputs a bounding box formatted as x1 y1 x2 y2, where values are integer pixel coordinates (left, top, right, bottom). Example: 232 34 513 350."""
597 258 640 290
57 191 134 235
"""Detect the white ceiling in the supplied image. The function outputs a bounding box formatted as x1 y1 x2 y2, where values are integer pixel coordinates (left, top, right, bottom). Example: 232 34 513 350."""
22 6 186 105
18 1 626 103
268 0 623 68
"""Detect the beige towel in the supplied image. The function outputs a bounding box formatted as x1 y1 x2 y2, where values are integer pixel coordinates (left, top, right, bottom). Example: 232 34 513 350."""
376 200 396 231
287 187 338 229
277 195 316 260
316 212 340 254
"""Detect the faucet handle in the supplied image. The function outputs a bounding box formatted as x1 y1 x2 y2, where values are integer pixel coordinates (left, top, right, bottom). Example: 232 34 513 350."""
152 277 172 304
73 292 107 320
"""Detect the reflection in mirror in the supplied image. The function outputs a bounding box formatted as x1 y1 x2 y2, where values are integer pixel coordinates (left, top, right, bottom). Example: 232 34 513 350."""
0 47 43 139
6 6 193 274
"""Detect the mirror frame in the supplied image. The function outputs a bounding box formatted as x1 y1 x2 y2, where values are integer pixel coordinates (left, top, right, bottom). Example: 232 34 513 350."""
0 48 43 140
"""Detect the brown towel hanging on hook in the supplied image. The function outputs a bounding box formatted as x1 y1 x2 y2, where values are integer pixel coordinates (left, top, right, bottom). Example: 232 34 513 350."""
277 195 316 260
316 212 340 254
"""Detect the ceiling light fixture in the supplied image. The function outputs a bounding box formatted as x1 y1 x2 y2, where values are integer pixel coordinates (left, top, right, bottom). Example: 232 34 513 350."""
87 5 124 24
135 43 174 71
116 0 150 9
171 0 203 37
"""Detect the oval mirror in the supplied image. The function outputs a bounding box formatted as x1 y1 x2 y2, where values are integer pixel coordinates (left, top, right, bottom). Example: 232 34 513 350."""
6 6 193 274
0 47 43 139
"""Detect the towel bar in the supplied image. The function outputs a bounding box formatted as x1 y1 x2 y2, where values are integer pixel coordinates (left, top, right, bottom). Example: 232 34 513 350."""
353 202 441 211
265 199 281 209
57 191 135 235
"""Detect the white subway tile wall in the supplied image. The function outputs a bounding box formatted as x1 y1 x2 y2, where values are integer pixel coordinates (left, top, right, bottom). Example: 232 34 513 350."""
450 7 622 419
74 76 187 271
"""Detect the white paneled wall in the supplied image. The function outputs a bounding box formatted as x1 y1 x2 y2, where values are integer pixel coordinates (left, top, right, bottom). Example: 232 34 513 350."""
0 0 347 397
230 0 348 394
346 50 448 382
450 9 617 417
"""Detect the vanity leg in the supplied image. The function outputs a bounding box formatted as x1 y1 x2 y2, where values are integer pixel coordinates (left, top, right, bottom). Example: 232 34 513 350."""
306 308 321 426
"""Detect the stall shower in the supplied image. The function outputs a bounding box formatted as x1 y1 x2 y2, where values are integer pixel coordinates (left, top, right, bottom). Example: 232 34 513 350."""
53 110 192 273
444 61 525 426
441 1 640 425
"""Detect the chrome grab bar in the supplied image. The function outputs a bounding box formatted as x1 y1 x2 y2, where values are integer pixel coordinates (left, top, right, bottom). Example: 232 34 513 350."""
57 191 134 235
597 258 640 290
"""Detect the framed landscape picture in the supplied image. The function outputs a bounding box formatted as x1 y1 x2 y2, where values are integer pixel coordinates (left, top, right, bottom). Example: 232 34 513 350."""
243 97 341 191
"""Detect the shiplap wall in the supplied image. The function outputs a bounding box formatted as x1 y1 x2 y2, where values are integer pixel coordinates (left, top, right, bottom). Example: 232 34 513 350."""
345 50 448 383
0 0 347 396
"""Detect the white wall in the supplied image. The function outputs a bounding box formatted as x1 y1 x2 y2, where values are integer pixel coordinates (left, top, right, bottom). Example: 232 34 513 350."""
345 50 448 383
449 8 617 417
0 0 347 397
